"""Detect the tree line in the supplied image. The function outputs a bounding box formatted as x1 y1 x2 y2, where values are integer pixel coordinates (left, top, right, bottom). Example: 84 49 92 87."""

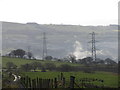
6 49 34 59
5 49 117 66
6 61 118 73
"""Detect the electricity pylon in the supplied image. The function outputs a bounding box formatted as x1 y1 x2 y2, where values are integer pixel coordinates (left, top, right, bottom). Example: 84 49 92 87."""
88 32 97 61
42 32 47 60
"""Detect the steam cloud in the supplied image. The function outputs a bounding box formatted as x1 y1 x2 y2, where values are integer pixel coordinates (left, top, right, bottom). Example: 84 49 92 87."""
73 41 90 59
73 41 117 61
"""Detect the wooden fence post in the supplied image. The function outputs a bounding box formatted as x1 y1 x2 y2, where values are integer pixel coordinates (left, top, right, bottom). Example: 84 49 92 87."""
70 76 75 88
42 79 45 88
26 76 29 89
62 77 65 88
39 78 42 88
32 79 35 88
61 73 63 80
36 77 39 88
47 79 50 88
54 78 57 88
51 79 53 88
82 79 84 88
23 77 26 88
28 77 31 88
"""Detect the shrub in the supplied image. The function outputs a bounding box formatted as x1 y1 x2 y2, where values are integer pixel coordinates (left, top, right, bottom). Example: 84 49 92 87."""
58 64 73 72
20 63 32 72
45 63 56 71
6 62 17 70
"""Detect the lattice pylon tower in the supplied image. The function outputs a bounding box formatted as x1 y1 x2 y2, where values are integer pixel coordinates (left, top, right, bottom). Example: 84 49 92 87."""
89 32 97 61
42 32 47 60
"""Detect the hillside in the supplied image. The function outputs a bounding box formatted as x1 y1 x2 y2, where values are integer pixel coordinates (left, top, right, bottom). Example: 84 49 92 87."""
2 22 118 62
2 57 81 68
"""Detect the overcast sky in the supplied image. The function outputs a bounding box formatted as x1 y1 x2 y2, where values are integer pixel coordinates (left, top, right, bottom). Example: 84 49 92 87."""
0 0 119 25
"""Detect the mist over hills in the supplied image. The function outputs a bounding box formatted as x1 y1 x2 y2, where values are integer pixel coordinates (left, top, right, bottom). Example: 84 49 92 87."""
2 22 118 62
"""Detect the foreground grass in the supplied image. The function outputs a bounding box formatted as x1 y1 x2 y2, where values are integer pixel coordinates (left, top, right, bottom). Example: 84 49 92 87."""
22 71 118 88
2 57 119 88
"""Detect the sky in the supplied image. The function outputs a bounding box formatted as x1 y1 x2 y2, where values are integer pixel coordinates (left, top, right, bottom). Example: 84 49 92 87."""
0 0 119 25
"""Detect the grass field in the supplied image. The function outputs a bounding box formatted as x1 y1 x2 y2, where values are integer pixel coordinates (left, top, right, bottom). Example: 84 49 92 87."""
2 56 119 88
22 71 118 88
2 57 82 68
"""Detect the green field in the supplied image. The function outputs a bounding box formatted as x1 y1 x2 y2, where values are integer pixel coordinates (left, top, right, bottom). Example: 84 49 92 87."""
22 71 118 88
2 57 82 68
2 56 119 88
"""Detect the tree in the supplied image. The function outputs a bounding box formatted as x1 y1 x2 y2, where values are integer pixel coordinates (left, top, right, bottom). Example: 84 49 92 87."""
36 62 42 69
30 62 42 71
9 49 26 58
27 52 33 59
105 58 117 65
59 64 72 72
15 49 26 58
68 54 76 63
8 50 16 57
99 60 105 64
45 56 53 60
20 64 32 72
45 63 56 71
6 62 17 69
82 57 93 64
41 67 46 72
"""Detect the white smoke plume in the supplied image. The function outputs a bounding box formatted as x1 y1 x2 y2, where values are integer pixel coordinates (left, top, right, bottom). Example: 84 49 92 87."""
73 41 117 61
73 41 91 59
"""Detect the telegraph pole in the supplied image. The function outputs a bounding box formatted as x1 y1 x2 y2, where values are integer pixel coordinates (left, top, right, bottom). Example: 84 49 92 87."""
89 32 97 61
42 32 47 60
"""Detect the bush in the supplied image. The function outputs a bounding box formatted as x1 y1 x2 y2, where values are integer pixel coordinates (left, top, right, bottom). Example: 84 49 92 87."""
83 68 95 73
30 62 42 71
45 63 56 71
58 64 73 72
41 67 46 72
6 62 17 70
20 63 32 72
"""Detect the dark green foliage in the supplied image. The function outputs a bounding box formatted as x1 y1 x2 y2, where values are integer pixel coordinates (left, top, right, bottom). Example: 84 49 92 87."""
21 63 32 72
59 64 73 72
68 54 76 63
83 68 95 73
45 63 56 71
27 52 33 59
41 67 46 72
30 62 42 71
9 49 26 58
6 62 17 70
45 56 53 60
105 58 117 65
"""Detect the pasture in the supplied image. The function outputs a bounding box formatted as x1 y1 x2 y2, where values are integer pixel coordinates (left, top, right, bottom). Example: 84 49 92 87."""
21 71 118 88
2 57 82 68
2 56 119 88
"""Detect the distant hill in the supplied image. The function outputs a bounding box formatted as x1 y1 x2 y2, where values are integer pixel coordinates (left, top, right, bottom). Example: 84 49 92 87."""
2 22 118 62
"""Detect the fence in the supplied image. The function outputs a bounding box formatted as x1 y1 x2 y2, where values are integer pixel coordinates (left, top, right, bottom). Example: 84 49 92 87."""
20 73 66 88
20 73 105 88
